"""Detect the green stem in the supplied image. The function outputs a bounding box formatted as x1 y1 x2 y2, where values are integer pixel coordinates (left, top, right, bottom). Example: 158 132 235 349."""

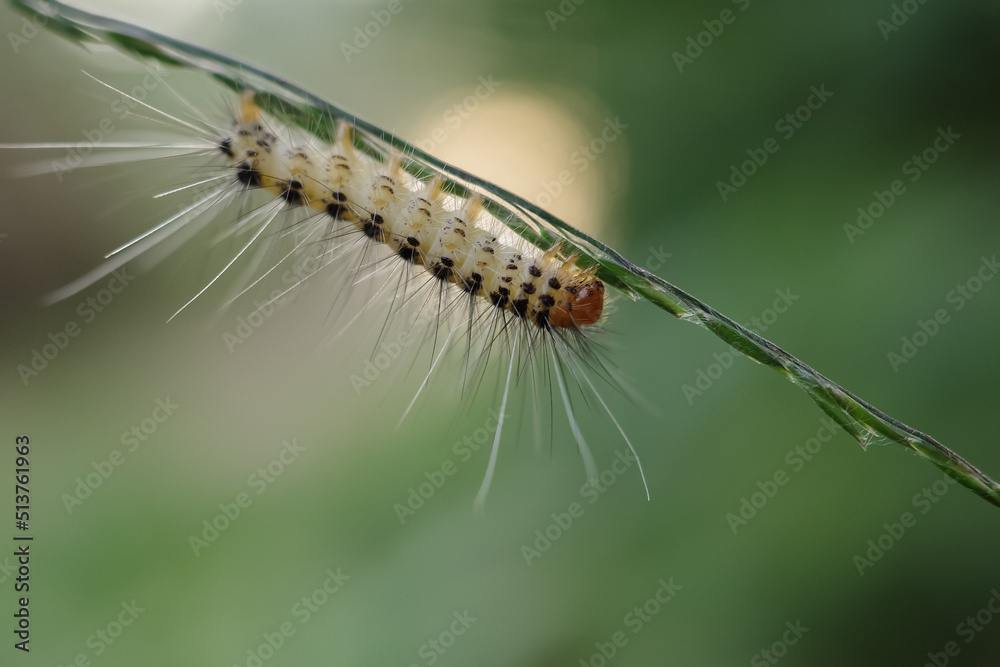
13 0 999 509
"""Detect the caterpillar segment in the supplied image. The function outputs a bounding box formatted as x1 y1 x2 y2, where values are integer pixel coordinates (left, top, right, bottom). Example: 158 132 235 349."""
224 93 604 330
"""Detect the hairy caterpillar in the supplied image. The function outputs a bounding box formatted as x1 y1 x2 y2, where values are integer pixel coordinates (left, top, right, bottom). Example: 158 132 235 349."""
212 87 630 504
4 0 1000 512
4 1 647 508
225 91 606 331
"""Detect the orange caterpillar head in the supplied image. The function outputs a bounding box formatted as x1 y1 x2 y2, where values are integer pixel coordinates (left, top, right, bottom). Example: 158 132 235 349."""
550 278 605 329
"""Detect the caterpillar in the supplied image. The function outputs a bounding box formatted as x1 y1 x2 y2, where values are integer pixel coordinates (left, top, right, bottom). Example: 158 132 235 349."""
211 88 625 503
225 91 605 332
4 1 644 508
4 0 1000 512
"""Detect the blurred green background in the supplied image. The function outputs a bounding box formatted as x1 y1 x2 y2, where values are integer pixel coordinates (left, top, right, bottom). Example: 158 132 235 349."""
2 1 1000 665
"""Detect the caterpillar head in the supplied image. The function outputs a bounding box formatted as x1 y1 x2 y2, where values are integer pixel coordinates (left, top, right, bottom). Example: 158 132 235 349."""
550 278 604 329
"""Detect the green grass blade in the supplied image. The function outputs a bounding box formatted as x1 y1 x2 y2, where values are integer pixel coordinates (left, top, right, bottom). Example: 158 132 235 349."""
12 0 1000 509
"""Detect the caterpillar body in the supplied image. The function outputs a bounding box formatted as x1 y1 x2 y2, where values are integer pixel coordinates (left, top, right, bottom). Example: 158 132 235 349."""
226 92 605 331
